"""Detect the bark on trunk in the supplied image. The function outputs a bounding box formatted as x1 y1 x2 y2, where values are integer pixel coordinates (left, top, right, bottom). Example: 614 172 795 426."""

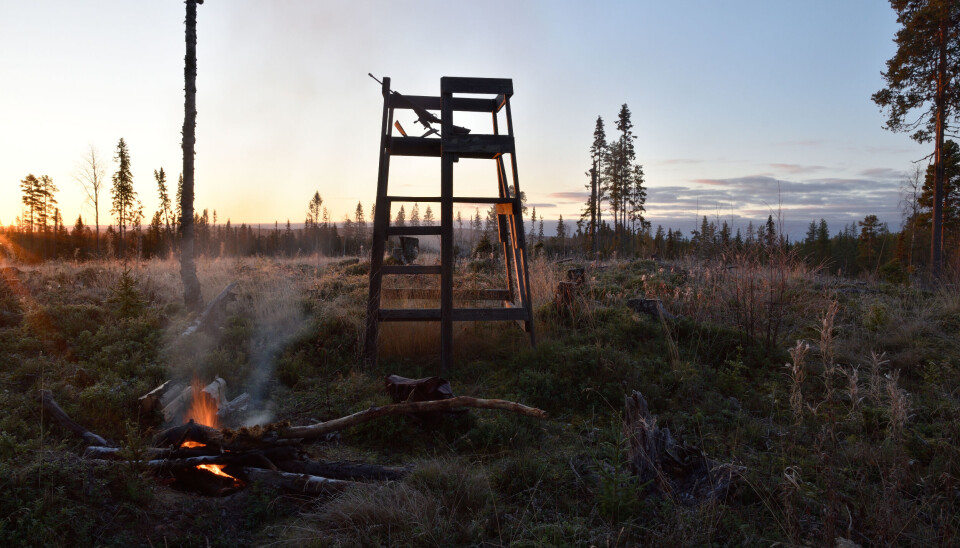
180 0 203 309
931 17 947 278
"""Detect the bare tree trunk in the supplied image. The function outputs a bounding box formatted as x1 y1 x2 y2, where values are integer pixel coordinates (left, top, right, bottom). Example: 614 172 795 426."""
931 17 947 278
181 0 203 309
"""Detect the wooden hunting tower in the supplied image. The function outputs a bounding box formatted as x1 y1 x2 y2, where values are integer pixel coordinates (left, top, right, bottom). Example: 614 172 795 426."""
364 76 535 371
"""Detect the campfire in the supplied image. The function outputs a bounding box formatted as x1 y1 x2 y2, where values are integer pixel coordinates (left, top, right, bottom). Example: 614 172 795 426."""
41 374 547 498
176 377 243 491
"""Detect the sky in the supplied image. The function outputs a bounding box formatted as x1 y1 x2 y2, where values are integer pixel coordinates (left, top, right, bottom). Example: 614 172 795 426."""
0 1 931 238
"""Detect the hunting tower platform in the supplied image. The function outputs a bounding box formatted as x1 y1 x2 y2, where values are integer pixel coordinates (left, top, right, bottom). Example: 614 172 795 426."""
364 76 535 371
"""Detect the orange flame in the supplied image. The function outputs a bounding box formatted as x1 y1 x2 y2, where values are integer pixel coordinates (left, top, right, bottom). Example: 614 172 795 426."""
183 377 218 428
179 378 243 486
198 464 236 479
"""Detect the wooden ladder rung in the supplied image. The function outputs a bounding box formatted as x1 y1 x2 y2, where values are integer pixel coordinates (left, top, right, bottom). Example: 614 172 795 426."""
382 288 510 301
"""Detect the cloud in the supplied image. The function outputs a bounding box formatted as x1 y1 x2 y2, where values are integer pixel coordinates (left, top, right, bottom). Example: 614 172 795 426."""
658 158 704 165
527 202 557 208
858 167 904 179
547 191 589 201
769 163 828 174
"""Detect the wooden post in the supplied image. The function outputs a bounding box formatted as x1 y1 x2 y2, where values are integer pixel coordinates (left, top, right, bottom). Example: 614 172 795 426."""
364 77 393 367
440 80 455 372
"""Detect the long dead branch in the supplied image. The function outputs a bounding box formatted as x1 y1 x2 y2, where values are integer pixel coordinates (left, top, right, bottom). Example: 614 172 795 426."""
40 389 112 447
279 395 547 440
241 467 361 495
182 281 237 337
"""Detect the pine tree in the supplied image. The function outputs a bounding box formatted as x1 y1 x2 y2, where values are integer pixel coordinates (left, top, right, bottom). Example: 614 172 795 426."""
20 174 40 233
111 138 137 259
395 205 406 226
918 139 960 256
873 0 960 276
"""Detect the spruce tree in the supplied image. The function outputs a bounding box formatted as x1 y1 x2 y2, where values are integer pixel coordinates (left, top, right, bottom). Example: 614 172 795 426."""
111 138 136 259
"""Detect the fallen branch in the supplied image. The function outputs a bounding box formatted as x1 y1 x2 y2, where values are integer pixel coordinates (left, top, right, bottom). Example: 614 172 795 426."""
40 389 112 447
280 395 547 440
277 459 409 481
182 281 238 337
242 467 361 495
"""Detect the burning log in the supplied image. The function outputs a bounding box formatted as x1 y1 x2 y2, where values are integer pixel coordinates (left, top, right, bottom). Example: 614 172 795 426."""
216 392 251 424
241 467 361 496
161 377 226 424
161 385 195 423
279 396 547 440
181 281 238 337
40 389 112 447
154 419 225 450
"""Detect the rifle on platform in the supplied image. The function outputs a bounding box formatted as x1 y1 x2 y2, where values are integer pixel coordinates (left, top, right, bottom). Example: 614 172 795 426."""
369 73 470 138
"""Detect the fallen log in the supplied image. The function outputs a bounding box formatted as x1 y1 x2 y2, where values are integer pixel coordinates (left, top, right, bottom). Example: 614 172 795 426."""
84 446 218 460
241 467 360 495
277 459 409 481
279 396 547 440
40 389 112 447
182 282 238 337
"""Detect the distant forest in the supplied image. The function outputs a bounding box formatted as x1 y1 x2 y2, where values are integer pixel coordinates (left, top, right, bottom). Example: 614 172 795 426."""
3 134 957 283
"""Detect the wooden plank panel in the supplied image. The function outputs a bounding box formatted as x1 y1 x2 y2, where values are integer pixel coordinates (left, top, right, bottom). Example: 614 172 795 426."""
380 308 442 322
389 137 442 157
385 226 443 236
441 77 513 95
451 308 529 322
381 265 442 275
398 95 498 113
385 196 515 205
442 134 514 156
